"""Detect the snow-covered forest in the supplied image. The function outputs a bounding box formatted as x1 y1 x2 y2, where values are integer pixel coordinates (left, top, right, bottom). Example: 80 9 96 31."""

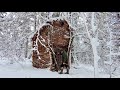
0 12 120 78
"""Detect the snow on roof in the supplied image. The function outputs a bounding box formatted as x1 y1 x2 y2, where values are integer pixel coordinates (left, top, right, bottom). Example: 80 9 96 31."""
48 16 65 21
48 17 76 31
29 17 76 39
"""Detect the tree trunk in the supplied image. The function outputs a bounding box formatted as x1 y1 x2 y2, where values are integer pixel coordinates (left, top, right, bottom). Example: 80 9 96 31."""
81 12 100 78
91 38 99 78
34 12 37 32
25 37 28 58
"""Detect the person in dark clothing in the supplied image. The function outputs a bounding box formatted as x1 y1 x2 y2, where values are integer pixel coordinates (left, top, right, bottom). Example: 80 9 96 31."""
59 50 70 74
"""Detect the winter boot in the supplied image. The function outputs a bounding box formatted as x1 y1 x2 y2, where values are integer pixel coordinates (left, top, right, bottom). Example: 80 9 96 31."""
59 67 63 74
65 67 69 74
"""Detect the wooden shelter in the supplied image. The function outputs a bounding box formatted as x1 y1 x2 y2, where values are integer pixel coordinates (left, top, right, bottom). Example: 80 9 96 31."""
32 19 73 71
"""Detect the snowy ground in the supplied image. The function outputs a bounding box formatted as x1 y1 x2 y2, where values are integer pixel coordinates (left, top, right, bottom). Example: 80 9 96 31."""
0 58 117 78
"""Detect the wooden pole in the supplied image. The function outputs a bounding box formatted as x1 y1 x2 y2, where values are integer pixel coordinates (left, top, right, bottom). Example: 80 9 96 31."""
47 27 59 71
67 30 74 69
